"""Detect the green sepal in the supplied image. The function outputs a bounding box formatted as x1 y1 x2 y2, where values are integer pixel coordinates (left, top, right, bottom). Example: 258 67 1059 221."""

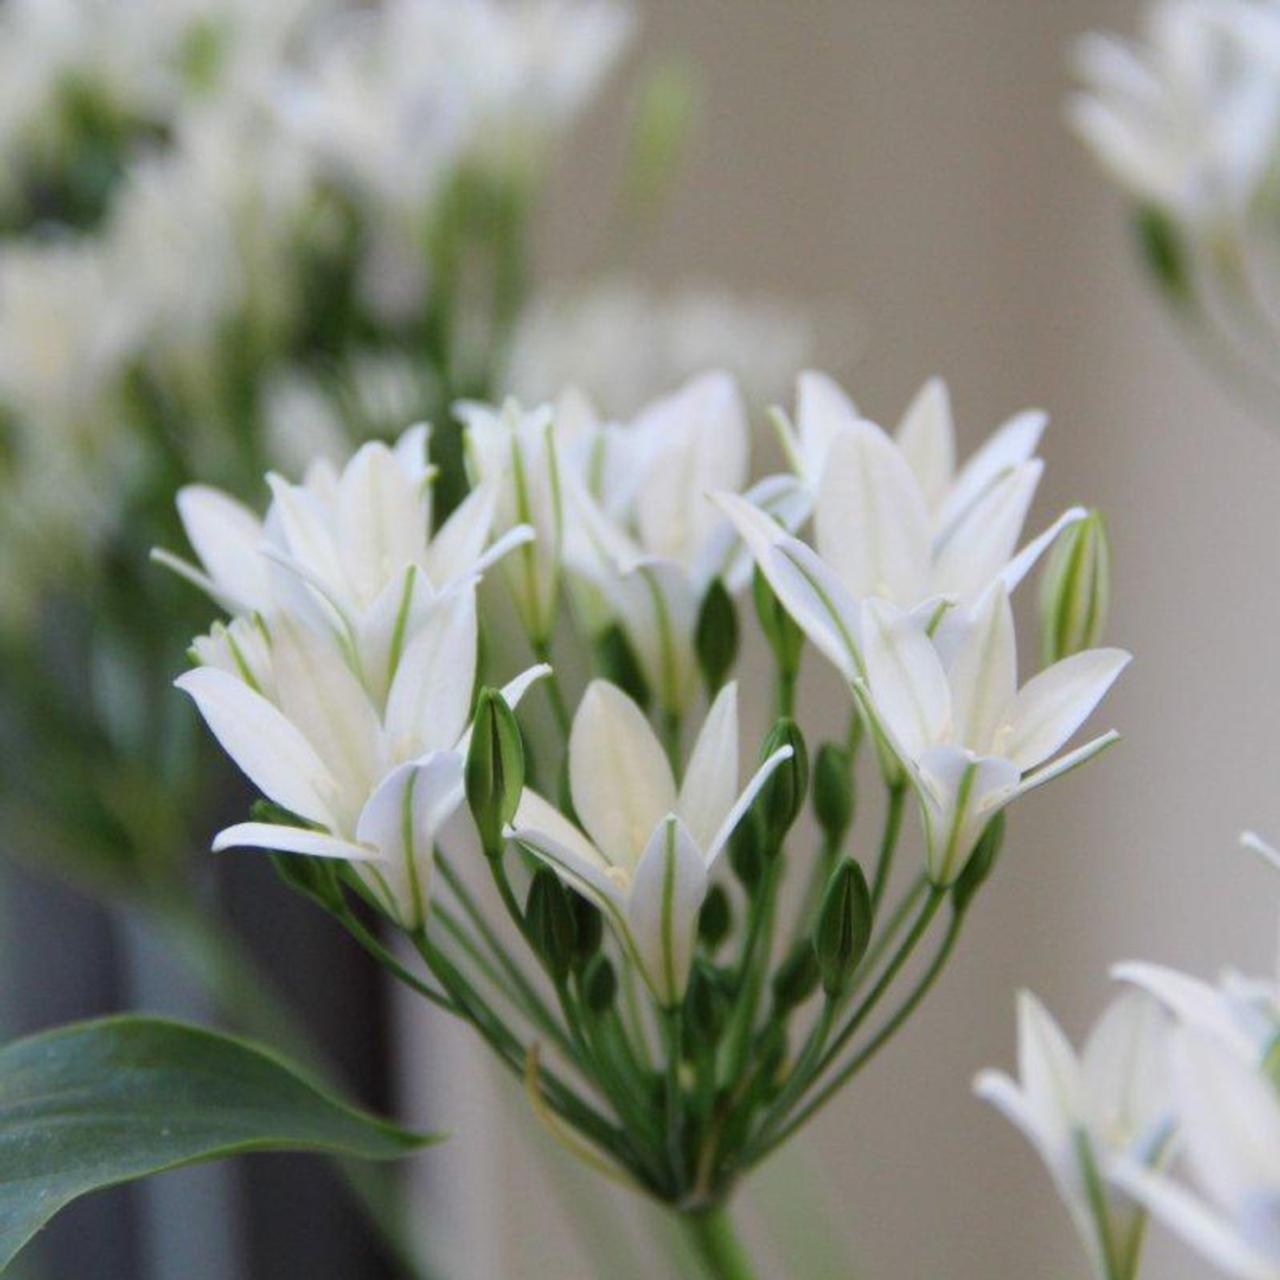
594 622 651 710
756 718 808 852
951 811 1006 915
697 884 732 951
772 941 820 1013
525 868 577 982
812 741 855 844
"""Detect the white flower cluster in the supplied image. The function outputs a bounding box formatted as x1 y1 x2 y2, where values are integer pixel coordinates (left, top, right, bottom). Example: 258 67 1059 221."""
979 836 1280 1280
0 0 633 625
1069 0 1280 229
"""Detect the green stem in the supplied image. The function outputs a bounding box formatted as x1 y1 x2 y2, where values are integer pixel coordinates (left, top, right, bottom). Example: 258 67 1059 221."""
665 1007 686 1194
870 782 906 912
533 639 572 740
680 1203 758 1280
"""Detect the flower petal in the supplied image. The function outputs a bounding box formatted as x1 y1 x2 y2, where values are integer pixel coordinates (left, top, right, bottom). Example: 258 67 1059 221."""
816 419 931 605
176 667 336 828
678 682 739 852
627 815 707 1006
211 822 377 861
568 680 676 868
1004 649 1131 772
895 376 955 511
795 369 859 481
174 485 270 613
861 598 950 760
946 583 1016 754
937 408 1047 535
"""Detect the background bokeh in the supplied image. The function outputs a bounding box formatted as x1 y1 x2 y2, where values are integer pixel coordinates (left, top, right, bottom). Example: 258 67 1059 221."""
6 2 1277 1278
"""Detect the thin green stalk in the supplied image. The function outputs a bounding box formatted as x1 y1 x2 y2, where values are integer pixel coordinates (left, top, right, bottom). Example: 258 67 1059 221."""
756 889 947 1157
745 999 836 1158
870 782 906 912
665 1007 686 1195
680 1203 758 1280
533 639 572 740
775 668 796 719
722 861 781 1082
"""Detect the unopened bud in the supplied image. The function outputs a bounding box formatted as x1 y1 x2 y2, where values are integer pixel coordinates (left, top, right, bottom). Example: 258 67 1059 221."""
812 742 855 844
728 810 764 891
1039 510 1110 666
815 859 872 997
526 869 576 982
757 719 808 851
951 811 1006 915
697 884 732 951
568 890 603 966
695 578 739 695
582 954 617 1015
772 941 820 1013
753 566 803 683
1135 205 1190 305
465 688 525 858
684 959 732 1048
594 623 651 710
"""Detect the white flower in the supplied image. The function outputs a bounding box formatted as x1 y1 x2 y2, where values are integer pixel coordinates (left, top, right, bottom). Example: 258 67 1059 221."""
456 397 564 646
856 586 1128 883
1068 0 1280 226
156 423 532 703
509 679 790 1005
975 990 1176 1280
561 371 801 713
1111 1027 1280 1280
178 576 548 930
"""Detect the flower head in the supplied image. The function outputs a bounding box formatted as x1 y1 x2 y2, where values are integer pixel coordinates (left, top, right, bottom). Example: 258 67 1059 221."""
510 679 790 1004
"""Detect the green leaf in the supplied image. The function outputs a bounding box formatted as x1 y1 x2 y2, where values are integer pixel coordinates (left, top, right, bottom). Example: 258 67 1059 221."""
0 1015 438 1271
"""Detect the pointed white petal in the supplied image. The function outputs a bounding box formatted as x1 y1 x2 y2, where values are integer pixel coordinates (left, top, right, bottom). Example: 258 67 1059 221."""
917 746 1019 882
995 507 1087 598
1012 730 1120 798
337 440 428 605
175 485 271 613
861 598 951 760
895 377 955 511
946 583 1017 753
678 682 739 851
392 422 432 484
384 584 479 757
1112 962 1257 1063
568 680 676 869
932 461 1043 602
426 482 498 588
1004 648 1131 772
265 473 347 605
627 815 708 1006
176 667 335 827
211 822 378 861
713 490 863 680
1017 990 1084 1131
704 744 794 863
938 408 1047 534
816 419 932 605
1242 832 1280 875
795 369 859 481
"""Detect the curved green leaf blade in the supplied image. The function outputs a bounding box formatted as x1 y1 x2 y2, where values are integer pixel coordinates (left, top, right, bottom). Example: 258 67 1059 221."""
0 1015 438 1271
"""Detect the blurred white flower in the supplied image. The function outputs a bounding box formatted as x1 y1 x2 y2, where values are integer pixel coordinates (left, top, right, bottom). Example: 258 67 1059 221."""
510 679 790 1005
1068 0 1280 225
1111 1027 1280 1280
975 990 1176 1280
506 276 826 418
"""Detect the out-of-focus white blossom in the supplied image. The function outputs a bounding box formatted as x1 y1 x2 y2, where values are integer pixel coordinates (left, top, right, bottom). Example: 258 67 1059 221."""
505 276 825 418
1069 0 1280 226
976 991 1176 1280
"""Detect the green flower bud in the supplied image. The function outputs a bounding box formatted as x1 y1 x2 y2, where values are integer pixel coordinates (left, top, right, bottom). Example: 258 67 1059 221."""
951 811 1006 915
684 959 732 1049
753 566 803 682
728 810 764 892
695 578 739 695
812 742 855 844
582 954 617 1016
757 719 808 852
1039 510 1111 667
270 852 343 914
815 859 872 997
697 884 732 951
772 941 820 1013
466 688 525 858
568 890 603 966
594 623 651 710
1134 205 1190 305
525 868 576 983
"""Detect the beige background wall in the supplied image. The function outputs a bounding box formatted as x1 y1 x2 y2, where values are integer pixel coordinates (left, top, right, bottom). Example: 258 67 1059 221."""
410 3 1280 1276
